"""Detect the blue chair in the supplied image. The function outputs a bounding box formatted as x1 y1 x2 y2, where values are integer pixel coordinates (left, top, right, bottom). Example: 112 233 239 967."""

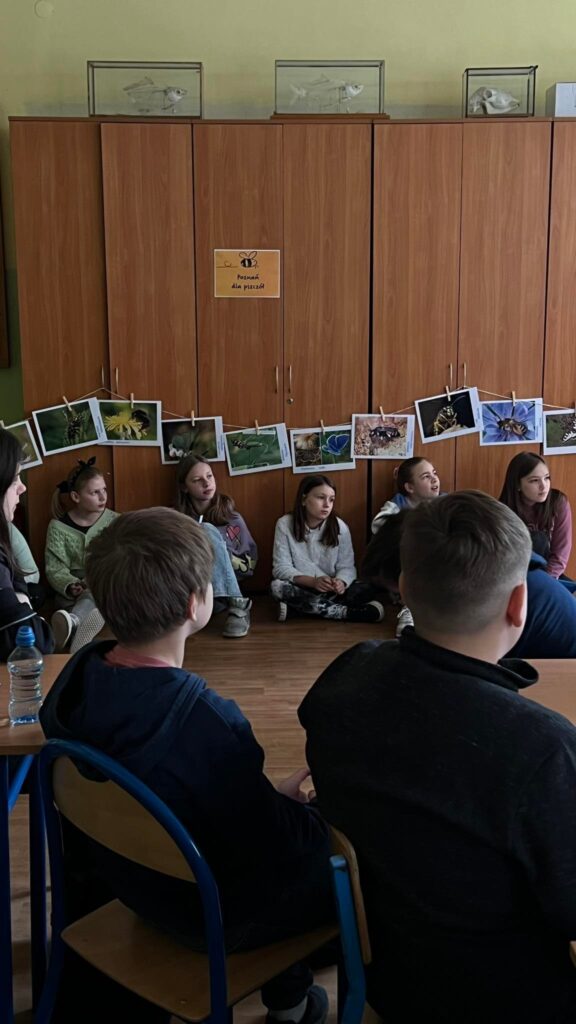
35 739 340 1024
329 827 372 1024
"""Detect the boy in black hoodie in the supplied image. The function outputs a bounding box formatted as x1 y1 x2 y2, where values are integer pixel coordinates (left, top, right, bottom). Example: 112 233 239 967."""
41 507 332 1024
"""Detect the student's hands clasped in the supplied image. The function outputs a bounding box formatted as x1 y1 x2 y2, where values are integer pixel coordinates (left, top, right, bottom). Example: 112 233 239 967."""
314 575 346 595
66 580 87 598
277 767 316 804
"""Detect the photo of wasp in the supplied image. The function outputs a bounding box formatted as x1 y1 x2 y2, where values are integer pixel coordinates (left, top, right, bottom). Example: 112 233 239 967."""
417 388 480 443
480 399 540 446
231 437 265 451
62 405 93 447
432 403 458 436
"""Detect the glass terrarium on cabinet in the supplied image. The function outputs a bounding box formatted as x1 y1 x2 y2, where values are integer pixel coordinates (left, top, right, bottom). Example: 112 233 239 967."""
275 60 385 115
463 66 537 117
87 61 203 117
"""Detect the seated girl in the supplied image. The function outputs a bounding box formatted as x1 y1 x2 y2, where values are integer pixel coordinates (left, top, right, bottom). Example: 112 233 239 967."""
271 474 384 623
0 428 53 659
499 453 572 579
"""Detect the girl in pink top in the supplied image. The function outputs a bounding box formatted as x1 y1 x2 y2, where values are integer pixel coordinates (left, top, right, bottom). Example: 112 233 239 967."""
499 453 572 578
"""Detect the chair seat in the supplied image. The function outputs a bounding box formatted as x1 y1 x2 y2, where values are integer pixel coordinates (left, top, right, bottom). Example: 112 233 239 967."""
63 900 339 1021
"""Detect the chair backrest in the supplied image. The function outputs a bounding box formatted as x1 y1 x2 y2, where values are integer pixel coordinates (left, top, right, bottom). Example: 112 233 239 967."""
330 825 372 965
52 756 195 881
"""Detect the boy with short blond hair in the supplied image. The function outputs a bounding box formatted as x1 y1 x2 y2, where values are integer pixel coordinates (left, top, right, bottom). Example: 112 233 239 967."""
41 508 331 1024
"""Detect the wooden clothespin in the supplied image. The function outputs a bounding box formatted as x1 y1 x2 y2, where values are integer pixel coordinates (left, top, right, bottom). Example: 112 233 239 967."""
320 419 325 434
254 419 260 435
445 385 451 401
62 395 73 412
130 392 135 410
0 420 5 429
191 410 196 426
511 391 517 409
379 406 385 422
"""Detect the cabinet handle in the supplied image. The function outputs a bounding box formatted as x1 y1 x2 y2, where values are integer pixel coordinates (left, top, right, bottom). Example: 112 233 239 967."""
275 365 279 393
462 361 467 387
449 363 453 389
100 365 105 389
115 367 119 393
288 364 293 394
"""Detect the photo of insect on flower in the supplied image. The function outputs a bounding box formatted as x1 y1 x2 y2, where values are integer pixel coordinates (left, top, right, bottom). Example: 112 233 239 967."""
3 420 43 469
543 408 576 456
224 424 292 476
480 399 543 446
352 414 414 460
161 417 224 464
290 425 355 473
32 398 105 456
99 400 161 446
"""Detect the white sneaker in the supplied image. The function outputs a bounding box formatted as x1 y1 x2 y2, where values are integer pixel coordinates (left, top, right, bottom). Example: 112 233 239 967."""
277 601 288 622
69 607 105 654
51 609 79 652
396 606 414 637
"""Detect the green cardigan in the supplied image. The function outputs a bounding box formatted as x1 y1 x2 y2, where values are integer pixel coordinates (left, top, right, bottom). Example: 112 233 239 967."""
45 510 118 597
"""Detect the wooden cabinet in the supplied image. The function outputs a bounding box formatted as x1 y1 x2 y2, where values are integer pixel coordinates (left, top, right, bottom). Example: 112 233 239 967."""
100 123 197 512
544 122 576 576
10 121 113 558
371 123 462 516
455 121 551 498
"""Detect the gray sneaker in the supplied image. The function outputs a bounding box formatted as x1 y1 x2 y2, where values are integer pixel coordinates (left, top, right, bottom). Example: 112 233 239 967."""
51 609 79 652
222 598 252 638
69 606 105 654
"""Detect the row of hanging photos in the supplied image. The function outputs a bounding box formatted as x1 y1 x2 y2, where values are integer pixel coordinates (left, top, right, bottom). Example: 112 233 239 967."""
3 385 576 478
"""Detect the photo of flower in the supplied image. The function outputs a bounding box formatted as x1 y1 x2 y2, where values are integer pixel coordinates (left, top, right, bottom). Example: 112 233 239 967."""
161 416 224 464
480 399 542 446
290 425 355 473
98 400 161 446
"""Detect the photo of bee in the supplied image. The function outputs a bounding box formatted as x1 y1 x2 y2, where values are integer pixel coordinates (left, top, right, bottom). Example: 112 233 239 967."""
32 398 105 456
415 388 481 445
3 420 43 469
480 399 542 446
543 408 576 456
98 400 161 446
161 416 224 464
224 424 292 476
352 414 415 460
290 425 355 474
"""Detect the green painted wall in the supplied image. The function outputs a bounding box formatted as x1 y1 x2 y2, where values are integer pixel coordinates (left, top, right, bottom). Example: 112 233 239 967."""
1 0 575 416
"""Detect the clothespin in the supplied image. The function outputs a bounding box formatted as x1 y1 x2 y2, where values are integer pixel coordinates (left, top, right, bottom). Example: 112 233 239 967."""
62 395 73 412
379 406 385 423
445 385 451 401
0 420 5 429
130 392 134 410
320 419 325 435
191 410 196 427
511 390 517 407
254 419 260 435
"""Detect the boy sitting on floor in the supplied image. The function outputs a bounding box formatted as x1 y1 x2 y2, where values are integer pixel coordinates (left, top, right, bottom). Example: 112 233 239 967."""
40 508 332 1024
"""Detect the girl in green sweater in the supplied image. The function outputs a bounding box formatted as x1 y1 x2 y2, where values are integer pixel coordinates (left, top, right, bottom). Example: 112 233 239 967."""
45 459 117 652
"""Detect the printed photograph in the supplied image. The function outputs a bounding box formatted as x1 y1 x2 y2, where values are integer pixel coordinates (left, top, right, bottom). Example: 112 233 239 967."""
4 420 43 469
290 425 355 474
99 400 161 446
352 414 415 460
480 399 543 446
543 408 576 456
224 424 292 476
161 416 225 464
32 398 105 456
415 387 481 444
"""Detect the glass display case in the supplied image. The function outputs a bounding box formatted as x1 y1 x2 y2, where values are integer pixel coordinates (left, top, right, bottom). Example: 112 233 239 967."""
87 61 203 117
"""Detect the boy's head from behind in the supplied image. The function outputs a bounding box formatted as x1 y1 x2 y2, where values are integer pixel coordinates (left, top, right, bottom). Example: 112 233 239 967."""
85 508 214 645
400 491 531 639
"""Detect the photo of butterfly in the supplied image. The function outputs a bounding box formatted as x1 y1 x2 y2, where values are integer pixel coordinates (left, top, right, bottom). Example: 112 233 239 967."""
290 425 355 474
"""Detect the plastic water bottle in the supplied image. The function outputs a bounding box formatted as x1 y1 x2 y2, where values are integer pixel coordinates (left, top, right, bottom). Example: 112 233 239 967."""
8 625 44 726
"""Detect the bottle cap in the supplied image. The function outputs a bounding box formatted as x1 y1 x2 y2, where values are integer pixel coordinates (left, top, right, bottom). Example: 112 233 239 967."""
15 625 36 647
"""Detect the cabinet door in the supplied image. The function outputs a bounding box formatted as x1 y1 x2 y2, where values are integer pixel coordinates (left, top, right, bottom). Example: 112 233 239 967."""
101 123 197 512
372 123 461 518
456 122 551 498
283 124 371 558
11 120 112 560
543 123 576 576
194 125 284 588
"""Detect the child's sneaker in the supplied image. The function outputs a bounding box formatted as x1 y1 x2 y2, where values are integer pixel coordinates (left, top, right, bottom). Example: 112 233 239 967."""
396 605 414 637
277 600 288 622
346 600 385 624
69 607 105 654
51 609 79 652
266 985 328 1024
222 598 252 638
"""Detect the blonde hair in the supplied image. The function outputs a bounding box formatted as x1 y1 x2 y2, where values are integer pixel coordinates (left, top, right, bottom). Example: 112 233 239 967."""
51 459 104 519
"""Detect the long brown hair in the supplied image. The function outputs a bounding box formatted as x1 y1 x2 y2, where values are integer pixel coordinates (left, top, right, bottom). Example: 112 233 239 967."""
51 458 105 519
292 475 340 547
175 455 235 526
394 457 427 496
0 428 23 574
499 452 566 532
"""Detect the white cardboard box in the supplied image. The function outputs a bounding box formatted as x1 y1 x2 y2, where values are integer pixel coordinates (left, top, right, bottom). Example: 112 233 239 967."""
546 83 576 116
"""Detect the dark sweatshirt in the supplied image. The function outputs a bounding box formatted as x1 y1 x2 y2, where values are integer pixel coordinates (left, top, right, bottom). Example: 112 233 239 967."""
299 630 576 1024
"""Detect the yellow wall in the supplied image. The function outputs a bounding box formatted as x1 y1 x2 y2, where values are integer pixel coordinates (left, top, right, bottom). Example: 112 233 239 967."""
1 0 576 413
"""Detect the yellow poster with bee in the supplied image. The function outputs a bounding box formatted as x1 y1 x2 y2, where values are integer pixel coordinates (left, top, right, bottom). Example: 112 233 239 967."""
214 249 281 298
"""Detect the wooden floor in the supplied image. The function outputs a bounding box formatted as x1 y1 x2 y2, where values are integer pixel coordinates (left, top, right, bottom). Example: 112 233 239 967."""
11 597 395 1021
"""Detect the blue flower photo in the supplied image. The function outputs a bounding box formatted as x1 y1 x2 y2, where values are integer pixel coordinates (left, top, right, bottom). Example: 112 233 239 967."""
480 399 543 446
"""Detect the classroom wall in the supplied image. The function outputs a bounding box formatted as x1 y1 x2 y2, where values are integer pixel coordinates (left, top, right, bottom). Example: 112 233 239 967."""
1 0 576 415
